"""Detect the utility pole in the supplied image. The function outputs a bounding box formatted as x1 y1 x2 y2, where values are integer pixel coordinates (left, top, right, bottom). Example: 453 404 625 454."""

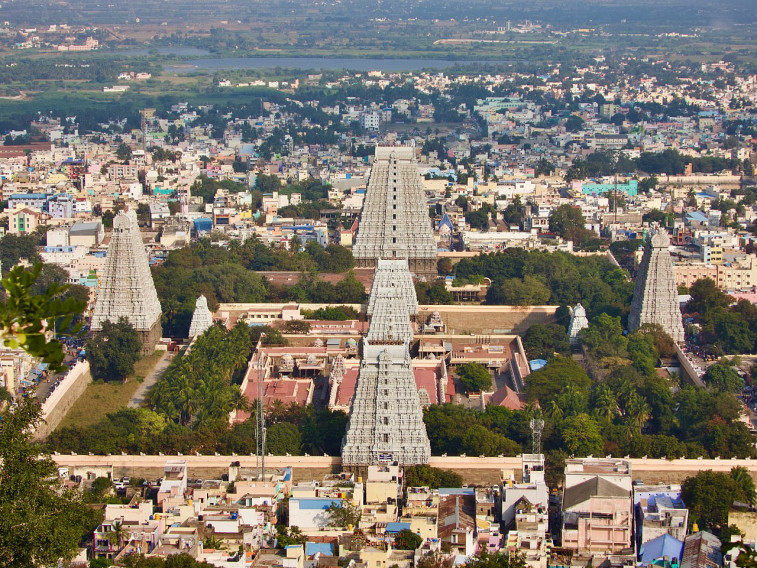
256 334 266 481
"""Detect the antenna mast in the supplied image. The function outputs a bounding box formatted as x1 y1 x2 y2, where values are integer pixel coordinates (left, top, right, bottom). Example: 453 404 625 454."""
530 417 545 454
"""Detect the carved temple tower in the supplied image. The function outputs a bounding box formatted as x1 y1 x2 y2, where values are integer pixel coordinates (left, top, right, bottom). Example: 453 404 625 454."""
341 259 431 468
188 295 214 339
353 146 437 280
91 209 163 353
628 230 685 343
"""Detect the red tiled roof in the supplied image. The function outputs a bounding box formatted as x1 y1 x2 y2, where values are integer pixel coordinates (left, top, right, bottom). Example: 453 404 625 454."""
487 385 524 410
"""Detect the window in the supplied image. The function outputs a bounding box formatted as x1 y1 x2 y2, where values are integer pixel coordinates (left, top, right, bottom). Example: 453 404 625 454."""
383 433 389 442
383 417 389 425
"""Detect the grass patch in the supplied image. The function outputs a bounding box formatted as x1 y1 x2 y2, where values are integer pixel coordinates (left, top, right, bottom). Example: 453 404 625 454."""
57 351 164 430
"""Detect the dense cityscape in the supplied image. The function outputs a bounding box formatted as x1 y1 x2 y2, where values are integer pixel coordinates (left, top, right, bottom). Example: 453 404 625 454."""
2 1 757 567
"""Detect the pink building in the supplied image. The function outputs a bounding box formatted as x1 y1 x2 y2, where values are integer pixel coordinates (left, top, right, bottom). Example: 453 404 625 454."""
561 459 634 557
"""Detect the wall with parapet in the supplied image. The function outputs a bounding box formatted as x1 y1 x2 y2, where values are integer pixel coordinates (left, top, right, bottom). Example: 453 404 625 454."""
33 361 91 440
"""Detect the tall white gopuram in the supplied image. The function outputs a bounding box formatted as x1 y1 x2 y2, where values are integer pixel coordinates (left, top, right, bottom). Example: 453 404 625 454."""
341 259 431 467
91 209 162 352
628 231 685 343
353 146 437 279
567 303 589 346
188 295 213 339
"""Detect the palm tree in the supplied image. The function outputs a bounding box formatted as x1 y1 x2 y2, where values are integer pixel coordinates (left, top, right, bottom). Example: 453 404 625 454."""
731 466 757 506
593 385 618 424
625 392 651 435
108 520 126 553
544 399 564 422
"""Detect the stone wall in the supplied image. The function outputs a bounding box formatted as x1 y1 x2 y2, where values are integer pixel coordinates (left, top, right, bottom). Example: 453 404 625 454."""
34 361 91 440
417 305 558 335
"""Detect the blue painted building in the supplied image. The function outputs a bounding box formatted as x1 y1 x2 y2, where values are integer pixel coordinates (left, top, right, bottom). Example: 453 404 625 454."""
581 180 638 197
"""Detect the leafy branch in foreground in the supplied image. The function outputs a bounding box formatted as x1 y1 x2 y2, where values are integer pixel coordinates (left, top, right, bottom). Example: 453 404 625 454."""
0 264 85 373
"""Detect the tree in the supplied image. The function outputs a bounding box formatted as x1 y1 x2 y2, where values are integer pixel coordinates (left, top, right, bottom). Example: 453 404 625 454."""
0 398 100 567
704 361 743 393
548 205 587 244
687 279 733 315
466 549 526 568
394 529 423 550
457 363 493 393
404 465 463 489
565 115 585 133
265 422 302 455
523 356 591 408
327 500 361 529
108 519 127 552
580 313 627 360
638 324 677 359
522 324 570 360
0 264 85 372
86 317 142 382
731 466 757 506
486 276 551 306
627 332 659 376
561 413 604 456
465 209 490 230
462 424 522 456
682 469 746 534
116 142 132 162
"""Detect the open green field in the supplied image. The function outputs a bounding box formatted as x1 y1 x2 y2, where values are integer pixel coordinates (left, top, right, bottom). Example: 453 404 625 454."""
57 351 164 430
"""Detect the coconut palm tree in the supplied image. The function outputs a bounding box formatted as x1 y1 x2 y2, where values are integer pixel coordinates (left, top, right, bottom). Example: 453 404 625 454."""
593 384 618 424
731 466 757 506
544 399 564 422
624 392 651 435
108 520 127 553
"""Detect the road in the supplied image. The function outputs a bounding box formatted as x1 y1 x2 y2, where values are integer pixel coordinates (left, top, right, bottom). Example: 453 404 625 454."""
127 352 171 408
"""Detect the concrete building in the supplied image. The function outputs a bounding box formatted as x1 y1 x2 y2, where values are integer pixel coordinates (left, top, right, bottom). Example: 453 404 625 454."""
501 454 549 528
634 484 688 550
562 459 634 558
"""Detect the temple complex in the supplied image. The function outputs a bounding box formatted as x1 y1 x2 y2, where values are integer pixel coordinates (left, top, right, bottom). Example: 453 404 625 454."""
353 146 437 280
91 209 163 353
341 259 431 467
188 295 214 339
628 231 685 343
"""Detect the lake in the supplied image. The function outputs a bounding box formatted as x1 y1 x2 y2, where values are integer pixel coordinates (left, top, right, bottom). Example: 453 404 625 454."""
162 56 502 73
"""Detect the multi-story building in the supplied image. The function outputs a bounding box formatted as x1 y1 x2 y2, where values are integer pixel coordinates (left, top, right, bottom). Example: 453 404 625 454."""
561 459 634 558
501 454 549 528
634 484 688 549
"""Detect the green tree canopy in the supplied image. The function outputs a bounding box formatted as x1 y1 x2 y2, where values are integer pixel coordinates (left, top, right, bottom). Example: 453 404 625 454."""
703 361 744 393
0 399 101 567
486 275 551 306
523 356 591 408
394 529 423 550
561 413 604 456
404 465 463 489
457 362 493 393
265 422 302 455
548 204 588 244
522 324 570 360
86 317 142 382
682 469 747 535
